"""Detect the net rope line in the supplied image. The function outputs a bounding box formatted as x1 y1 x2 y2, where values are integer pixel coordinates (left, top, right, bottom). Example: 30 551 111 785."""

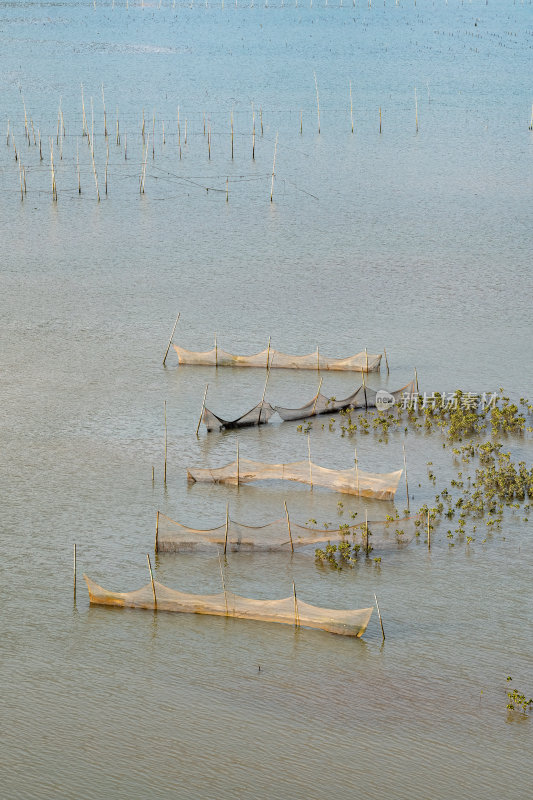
202 379 415 430
84 574 374 638
174 343 382 372
187 458 403 500
156 510 421 552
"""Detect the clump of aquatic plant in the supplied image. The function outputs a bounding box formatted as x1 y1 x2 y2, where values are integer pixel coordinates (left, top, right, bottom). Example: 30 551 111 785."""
505 678 532 714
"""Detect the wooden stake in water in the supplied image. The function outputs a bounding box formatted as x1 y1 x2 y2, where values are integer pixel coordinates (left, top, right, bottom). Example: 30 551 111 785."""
266 336 271 369
155 510 160 552
292 581 300 627
379 106 382 134
365 509 369 555
284 501 294 553
270 132 278 202
217 550 228 614
350 80 354 133
147 553 157 606
236 440 240 487
300 110 303 135
73 543 77 598
224 503 229 555
231 111 234 159
362 370 368 411
415 86 418 133
308 435 313 489
384 347 390 374
427 509 431 550
374 593 385 641
314 72 321 134
214 332 218 366
163 312 180 365
252 104 255 159
226 177 229 202
311 377 323 415
354 446 360 494
260 106 263 136
196 383 209 437
164 400 168 483
77 139 81 194
403 443 410 511
414 367 419 394
102 84 107 137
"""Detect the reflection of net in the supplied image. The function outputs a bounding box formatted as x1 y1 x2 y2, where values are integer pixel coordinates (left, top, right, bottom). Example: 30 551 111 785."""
157 512 419 553
173 344 381 372
187 458 402 500
203 401 276 432
275 381 415 422
84 575 374 637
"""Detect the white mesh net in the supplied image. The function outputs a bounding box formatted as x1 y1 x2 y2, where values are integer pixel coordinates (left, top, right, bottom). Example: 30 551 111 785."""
274 380 415 421
84 575 374 637
173 344 381 372
156 511 420 553
186 458 403 500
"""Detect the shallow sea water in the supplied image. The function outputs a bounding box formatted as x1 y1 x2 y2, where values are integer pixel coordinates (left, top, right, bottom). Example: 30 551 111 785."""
0 1 532 798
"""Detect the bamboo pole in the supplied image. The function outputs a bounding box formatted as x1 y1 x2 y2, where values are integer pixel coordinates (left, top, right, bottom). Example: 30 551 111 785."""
374 593 385 641
196 383 209 436
73 543 77 598
292 581 300 627
226 177 228 202
236 440 240 487
77 139 81 194
362 371 368 411
384 347 389 374
317 346 320 372
231 111 234 159
155 510 159 552
260 106 263 136
414 367 419 393
284 501 294 553
266 336 271 369
311 377 323 415
163 312 181 365
147 553 157 606
354 447 360 494
270 132 278 202
403 443 410 511
252 104 255 160
259 364 271 424
214 332 218 366
349 80 354 133
415 87 418 133
379 106 382 134
152 466 154 481
314 72 321 134
102 84 107 137
217 550 228 614
427 509 431 550
365 509 369 555
6 119 10 146
308 435 313 489
365 347 369 373
300 110 303 134
224 503 229 555
164 400 168 483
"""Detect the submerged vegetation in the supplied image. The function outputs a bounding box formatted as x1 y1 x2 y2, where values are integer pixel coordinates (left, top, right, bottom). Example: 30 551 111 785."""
310 389 532 567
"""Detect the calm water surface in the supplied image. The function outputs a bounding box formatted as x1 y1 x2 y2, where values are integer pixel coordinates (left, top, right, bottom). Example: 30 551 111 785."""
1 1 532 798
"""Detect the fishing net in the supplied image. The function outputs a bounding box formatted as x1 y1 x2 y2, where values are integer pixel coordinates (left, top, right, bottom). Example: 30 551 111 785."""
156 511 420 553
173 344 381 372
274 380 415 422
203 401 276 431
84 575 374 637
186 458 403 500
